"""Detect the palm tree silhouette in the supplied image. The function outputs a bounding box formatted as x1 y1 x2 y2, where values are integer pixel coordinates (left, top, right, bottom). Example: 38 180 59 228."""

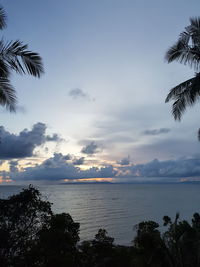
165 18 200 122
0 7 43 112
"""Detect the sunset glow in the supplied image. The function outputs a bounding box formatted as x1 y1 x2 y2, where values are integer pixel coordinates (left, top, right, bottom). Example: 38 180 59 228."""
63 178 114 183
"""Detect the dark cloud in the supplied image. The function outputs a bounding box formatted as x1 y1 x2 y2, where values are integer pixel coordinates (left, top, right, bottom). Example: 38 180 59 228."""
42 153 71 168
0 123 61 159
9 153 116 181
73 157 85 165
119 157 200 178
81 142 100 155
69 88 87 98
46 133 62 142
117 156 130 166
68 88 94 101
143 128 171 135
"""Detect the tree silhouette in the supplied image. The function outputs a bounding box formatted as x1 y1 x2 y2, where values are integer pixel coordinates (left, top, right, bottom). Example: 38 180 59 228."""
0 186 80 267
0 6 43 112
0 185 52 266
2 186 200 266
165 18 200 138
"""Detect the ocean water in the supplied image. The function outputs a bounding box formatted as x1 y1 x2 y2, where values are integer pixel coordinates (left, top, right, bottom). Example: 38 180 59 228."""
0 183 200 245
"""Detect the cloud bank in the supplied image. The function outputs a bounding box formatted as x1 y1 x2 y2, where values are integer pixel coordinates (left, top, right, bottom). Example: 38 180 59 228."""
119 157 200 178
5 154 200 183
9 153 116 181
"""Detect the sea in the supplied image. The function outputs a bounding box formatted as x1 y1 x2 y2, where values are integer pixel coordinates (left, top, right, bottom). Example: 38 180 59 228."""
0 183 200 245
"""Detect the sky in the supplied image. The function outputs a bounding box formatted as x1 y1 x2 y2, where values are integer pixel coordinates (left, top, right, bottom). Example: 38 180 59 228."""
0 0 200 183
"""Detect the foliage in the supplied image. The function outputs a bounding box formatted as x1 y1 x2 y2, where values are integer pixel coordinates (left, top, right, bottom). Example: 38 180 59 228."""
0 6 43 112
1 186 200 266
165 17 200 138
0 186 79 267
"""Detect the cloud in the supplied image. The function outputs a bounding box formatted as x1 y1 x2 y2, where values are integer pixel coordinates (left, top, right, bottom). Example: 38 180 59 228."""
81 141 100 155
0 123 61 159
117 156 130 165
6 154 200 183
69 88 87 98
9 153 116 181
143 128 171 135
119 156 200 178
73 157 85 165
42 153 71 168
68 88 94 101
9 161 19 172
46 133 62 142
130 138 200 162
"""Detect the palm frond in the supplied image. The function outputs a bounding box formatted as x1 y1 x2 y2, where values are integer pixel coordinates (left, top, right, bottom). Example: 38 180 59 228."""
0 40 44 77
172 86 200 120
165 40 187 63
189 17 200 31
179 31 190 44
0 7 6 30
0 78 17 112
172 97 186 121
185 18 200 47
0 58 10 78
20 50 44 77
165 40 200 70
198 128 200 141
166 73 200 120
165 18 200 70
165 77 195 102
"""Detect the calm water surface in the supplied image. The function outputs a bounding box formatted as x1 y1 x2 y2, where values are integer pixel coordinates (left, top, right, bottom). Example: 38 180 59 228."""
1 183 200 245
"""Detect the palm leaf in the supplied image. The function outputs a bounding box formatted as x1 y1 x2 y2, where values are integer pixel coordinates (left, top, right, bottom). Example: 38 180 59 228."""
172 98 186 121
0 7 6 30
165 77 195 102
165 40 200 70
165 18 200 70
184 18 200 49
0 40 44 77
20 50 44 77
166 73 200 120
190 17 200 28
0 58 10 78
188 17 200 34
0 78 17 112
198 129 200 141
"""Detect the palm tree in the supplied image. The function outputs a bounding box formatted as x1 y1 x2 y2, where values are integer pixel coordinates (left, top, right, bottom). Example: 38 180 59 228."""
0 6 43 112
165 18 200 126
